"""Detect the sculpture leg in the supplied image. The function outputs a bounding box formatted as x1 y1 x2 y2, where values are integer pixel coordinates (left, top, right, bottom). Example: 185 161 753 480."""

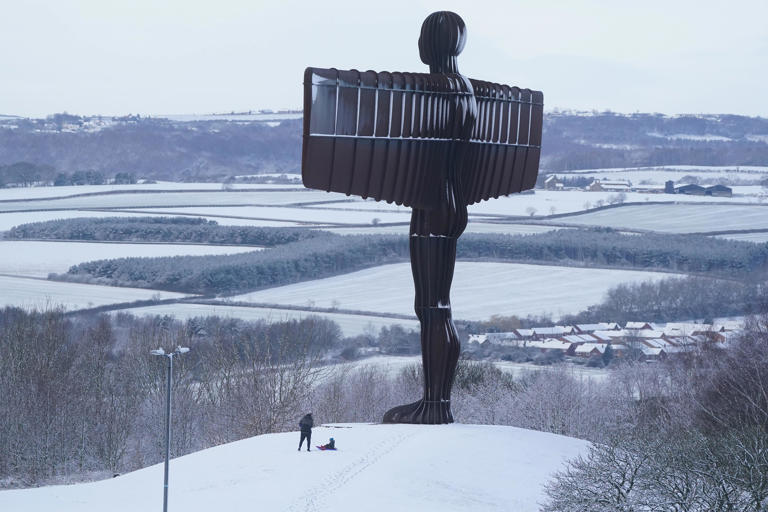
383 219 463 424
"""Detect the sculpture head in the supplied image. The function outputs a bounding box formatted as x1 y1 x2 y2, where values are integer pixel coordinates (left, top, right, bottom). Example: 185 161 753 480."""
418 11 466 73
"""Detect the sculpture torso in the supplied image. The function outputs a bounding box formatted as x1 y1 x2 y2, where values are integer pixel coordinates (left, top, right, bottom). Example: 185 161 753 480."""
410 78 475 238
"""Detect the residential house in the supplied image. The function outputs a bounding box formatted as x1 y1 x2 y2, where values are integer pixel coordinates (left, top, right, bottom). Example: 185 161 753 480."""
625 322 654 330
527 339 574 353
574 323 619 333
574 343 628 357
544 175 564 190
586 179 632 192
531 326 575 339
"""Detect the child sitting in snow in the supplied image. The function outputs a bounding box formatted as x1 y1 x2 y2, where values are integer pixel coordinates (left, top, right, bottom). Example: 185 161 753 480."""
319 438 336 450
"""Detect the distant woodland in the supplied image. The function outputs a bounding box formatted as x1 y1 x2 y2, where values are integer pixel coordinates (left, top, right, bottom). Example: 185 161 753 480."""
12 217 761 294
1 112 767 184
8 217 321 246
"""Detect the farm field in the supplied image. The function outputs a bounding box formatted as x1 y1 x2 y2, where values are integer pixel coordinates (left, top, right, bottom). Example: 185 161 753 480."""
0 241 259 277
0 210 172 231
323 222 559 236
0 209 311 230
553 203 768 234
0 182 301 201
113 303 419 337
140 205 412 225
1 177 760 328
305 189 762 219
222 262 678 321
553 165 768 185
715 232 768 243
0 275 188 311
0 189 341 212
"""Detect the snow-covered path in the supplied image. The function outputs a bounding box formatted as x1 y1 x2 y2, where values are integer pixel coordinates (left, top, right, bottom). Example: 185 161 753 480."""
0 423 587 512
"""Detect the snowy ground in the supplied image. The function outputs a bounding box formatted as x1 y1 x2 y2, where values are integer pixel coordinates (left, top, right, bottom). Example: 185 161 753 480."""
553 203 768 233
554 165 768 184
0 275 188 311
143 205 412 225
0 210 175 231
223 262 677 321
0 423 587 512
303 189 764 220
323 222 559 236
113 303 419 337
715 232 768 243
0 182 302 201
0 189 336 212
0 241 259 277
119 211 309 227
0 181 757 323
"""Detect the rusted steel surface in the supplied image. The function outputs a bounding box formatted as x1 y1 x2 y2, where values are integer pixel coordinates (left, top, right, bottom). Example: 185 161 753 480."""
301 11 543 424
302 69 543 208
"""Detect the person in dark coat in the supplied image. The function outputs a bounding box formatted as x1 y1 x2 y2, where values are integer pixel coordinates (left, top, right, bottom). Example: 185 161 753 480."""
298 413 313 451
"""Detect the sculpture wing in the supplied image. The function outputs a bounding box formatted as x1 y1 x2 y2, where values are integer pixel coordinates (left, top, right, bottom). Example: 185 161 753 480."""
302 67 472 210
462 79 543 205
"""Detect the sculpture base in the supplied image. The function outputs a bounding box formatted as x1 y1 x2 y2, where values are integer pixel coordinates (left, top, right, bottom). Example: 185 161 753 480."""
382 399 454 424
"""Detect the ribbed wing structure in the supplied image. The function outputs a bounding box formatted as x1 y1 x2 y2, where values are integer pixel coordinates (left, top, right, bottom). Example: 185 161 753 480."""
463 80 543 205
301 67 543 209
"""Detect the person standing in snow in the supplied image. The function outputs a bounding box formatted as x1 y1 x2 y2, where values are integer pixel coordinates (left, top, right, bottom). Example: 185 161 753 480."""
298 413 313 451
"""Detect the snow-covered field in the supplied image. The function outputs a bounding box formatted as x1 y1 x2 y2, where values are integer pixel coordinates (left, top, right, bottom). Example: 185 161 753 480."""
144 205 412 225
303 189 763 218
0 275 188 311
715 232 768 243
554 165 768 185
0 182 302 201
160 111 303 122
0 189 339 212
323 222 559 236
0 210 172 231
113 303 419 337
0 423 587 512
0 241 259 277
0 180 756 322
223 262 678 321
0 209 311 231
556 203 768 233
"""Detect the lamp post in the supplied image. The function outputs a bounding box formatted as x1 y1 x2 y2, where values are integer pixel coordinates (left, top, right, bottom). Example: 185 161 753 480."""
150 346 190 512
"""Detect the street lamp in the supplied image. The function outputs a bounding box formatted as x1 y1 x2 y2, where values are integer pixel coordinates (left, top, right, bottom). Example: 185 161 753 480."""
151 346 190 512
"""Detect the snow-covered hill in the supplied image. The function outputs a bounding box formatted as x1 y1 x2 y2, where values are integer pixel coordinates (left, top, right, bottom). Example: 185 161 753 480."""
0 423 587 512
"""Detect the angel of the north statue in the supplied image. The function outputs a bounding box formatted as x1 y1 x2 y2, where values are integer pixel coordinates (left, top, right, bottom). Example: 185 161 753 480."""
301 11 543 424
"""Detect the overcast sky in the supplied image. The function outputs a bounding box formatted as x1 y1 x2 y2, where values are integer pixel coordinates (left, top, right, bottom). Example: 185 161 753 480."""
2 0 766 118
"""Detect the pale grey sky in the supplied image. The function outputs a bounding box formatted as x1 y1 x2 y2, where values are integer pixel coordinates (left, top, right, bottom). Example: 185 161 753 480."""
1 0 766 118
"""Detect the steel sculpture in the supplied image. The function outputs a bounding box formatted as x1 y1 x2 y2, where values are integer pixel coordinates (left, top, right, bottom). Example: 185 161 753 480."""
301 11 543 424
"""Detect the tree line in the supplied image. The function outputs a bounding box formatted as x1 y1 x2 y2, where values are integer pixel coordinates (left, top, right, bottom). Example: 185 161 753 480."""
48 224 768 295
540 314 768 511
460 229 768 277
3 302 766 507
0 117 302 182
0 308 341 486
3 112 768 181
9 217 322 247
0 162 141 188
